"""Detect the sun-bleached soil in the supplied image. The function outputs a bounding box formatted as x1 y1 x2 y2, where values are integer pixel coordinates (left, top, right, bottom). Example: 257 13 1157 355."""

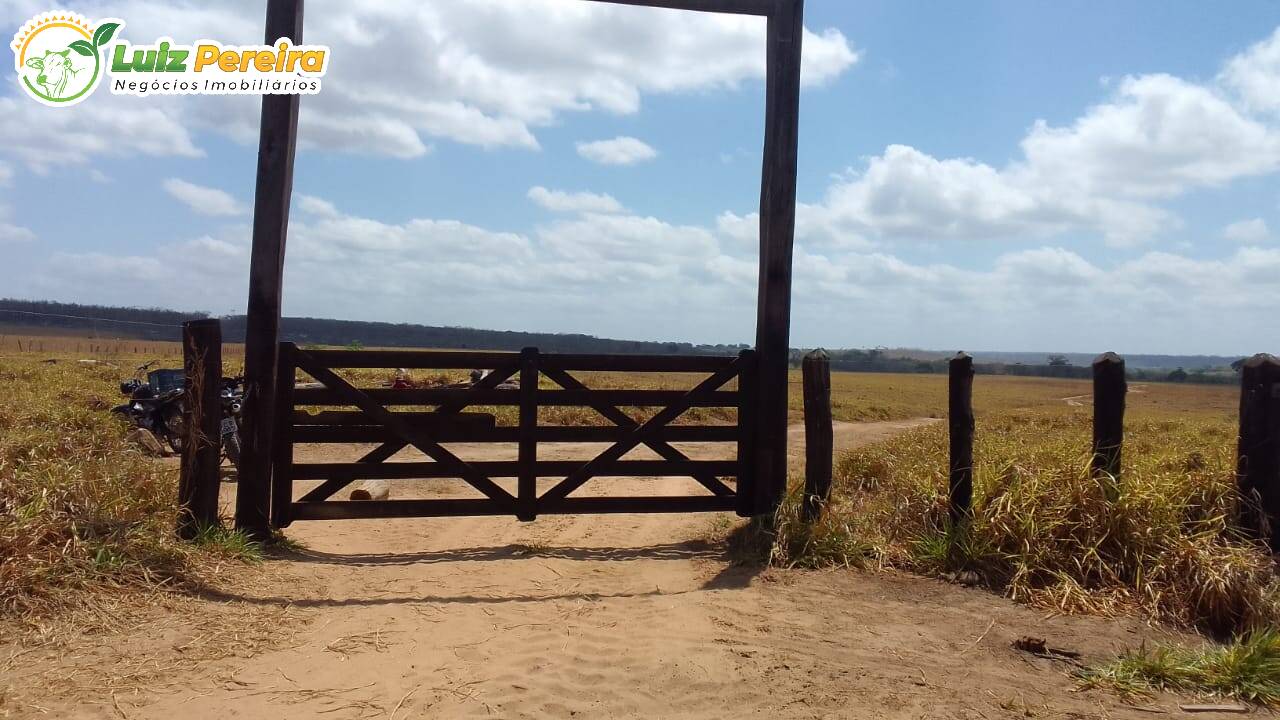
2 418 1232 719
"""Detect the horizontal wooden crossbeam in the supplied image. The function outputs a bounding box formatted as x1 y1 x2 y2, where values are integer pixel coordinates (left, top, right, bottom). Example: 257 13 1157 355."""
290 424 740 444
292 388 739 407
578 0 776 16
301 348 738 372
290 495 739 521
291 459 738 480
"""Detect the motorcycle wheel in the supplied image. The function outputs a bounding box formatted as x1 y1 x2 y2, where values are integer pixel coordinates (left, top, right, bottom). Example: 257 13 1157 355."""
223 430 241 469
163 406 185 454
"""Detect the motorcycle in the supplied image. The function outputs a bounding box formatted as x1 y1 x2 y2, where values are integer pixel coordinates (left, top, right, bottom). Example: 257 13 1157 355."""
112 361 187 454
219 376 244 466
112 364 244 467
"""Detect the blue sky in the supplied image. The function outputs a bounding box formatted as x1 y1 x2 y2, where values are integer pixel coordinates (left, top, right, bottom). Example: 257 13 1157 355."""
2 0 1279 355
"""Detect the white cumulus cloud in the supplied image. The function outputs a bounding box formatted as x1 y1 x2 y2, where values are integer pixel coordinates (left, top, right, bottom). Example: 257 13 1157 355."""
0 0 858 162
162 178 246 216
1222 218 1270 244
528 186 624 214
576 136 658 166
1221 26 1280 115
800 39 1280 248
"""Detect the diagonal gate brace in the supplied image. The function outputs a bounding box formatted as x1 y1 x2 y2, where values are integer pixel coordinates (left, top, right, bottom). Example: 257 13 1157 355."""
292 349 517 508
540 359 742 503
540 366 734 497
299 361 520 502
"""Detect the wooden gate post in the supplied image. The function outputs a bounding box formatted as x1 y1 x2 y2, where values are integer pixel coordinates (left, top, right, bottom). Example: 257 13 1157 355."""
801 350 832 522
736 349 760 517
178 319 222 539
948 352 975 524
235 0 304 539
1091 352 1126 480
753 0 804 518
517 347 538 522
1237 353 1280 550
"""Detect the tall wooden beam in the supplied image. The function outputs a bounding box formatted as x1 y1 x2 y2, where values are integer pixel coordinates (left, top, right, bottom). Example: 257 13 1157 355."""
235 0 304 539
753 0 804 515
578 0 773 15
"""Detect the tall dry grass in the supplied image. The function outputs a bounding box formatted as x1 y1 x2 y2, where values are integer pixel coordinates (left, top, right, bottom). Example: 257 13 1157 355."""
773 409 1279 635
0 357 252 622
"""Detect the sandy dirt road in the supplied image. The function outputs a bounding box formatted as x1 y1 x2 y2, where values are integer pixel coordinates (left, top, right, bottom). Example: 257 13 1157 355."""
6 418 1216 719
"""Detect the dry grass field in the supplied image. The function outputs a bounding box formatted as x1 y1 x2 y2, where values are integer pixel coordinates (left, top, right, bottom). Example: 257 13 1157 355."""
1 339 1274 713
1 330 1236 422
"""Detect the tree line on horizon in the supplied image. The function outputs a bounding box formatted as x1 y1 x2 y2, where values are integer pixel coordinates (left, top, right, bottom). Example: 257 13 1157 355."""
0 298 1241 384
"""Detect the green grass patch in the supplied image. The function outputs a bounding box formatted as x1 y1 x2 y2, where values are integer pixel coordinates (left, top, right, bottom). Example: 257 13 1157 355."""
1081 631 1280 707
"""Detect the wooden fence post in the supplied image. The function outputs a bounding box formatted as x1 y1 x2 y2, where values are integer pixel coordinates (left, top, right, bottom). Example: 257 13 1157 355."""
801 349 832 522
735 348 759 517
948 352 975 525
752 0 804 519
1091 352 1126 480
235 0 305 540
1237 353 1280 550
178 319 222 539
517 347 538 522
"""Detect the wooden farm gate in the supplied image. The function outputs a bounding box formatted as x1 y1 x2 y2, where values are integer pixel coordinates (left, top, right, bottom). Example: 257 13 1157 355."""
234 0 804 536
268 343 762 526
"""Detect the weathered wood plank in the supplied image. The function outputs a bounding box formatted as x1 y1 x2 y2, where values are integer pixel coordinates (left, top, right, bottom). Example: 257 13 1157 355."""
538 353 738 372
291 388 739 407
1091 352 1126 480
177 319 222 539
289 460 738 480
270 343 297 528
299 349 737 372
948 352 975 524
576 0 773 17
752 0 804 517
517 347 538 520
736 348 760 516
801 349 832 522
290 495 738 521
1238 353 1280 551
301 349 518 368
235 0 304 539
293 410 497 428
289 424 740 444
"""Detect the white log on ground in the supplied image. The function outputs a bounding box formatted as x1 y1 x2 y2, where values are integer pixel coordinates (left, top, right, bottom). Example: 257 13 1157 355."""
348 480 391 501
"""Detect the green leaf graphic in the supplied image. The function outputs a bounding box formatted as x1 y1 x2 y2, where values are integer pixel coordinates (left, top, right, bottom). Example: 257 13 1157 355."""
93 22 120 47
69 39 94 56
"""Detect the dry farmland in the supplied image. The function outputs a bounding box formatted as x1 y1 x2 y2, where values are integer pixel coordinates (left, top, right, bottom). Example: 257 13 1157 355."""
0 337 1272 717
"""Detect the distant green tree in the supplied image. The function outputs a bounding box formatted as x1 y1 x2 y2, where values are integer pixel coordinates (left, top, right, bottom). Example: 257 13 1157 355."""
1047 354 1070 366
345 339 364 351
1167 367 1188 382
